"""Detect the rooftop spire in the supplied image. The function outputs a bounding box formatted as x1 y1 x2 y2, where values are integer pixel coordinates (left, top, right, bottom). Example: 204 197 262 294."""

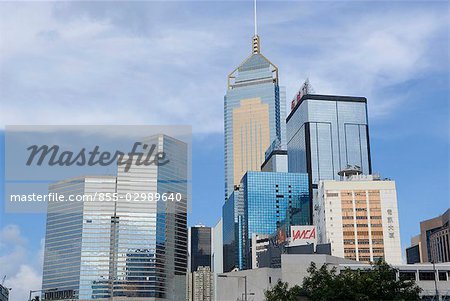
254 0 257 36
252 0 260 54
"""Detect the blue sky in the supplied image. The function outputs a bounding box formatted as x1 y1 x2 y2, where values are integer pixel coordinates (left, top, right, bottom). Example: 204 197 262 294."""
0 1 449 300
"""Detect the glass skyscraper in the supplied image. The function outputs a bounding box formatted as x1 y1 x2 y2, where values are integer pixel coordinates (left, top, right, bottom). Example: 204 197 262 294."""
190 226 212 272
224 35 286 200
42 134 188 301
222 171 309 271
42 176 117 301
222 191 245 272
287 94 372 188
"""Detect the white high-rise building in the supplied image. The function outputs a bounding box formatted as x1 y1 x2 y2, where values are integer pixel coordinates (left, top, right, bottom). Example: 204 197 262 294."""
314 174 402 265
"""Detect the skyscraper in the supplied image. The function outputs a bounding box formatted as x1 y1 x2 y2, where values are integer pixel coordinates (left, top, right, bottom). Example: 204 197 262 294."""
223 171 310 271
42 176 117 301
190 225 212 272
42 134 188 301
287 93 372 188
224 34 286 200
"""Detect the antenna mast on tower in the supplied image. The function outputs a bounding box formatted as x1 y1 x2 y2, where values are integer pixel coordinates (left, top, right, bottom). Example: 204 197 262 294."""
252 0 260 54
254 0 257 36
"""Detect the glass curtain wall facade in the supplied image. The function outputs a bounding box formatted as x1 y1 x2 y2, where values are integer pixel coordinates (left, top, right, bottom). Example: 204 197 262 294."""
42 134 188 301
223 172 309 271
241 172 309 269
190 226 212 272
113 134 188 300
42 176 117 300
286 94 372 188
224 36 286 201
222 191 245 272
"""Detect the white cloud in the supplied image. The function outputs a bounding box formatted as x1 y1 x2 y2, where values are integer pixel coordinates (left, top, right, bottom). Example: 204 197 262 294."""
5 265 42 301
277 3 448 119
0 1 447 132
0 224 43 301
0 224 26 248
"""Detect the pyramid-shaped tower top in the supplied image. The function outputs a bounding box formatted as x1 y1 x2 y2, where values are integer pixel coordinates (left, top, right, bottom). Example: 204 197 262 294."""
227 0 278 89
228 0 278 89
227 36 278 89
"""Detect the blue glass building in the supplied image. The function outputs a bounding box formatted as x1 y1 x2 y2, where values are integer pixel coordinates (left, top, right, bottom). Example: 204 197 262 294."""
224 35 286 201
222 171 309 271
287 94 372 189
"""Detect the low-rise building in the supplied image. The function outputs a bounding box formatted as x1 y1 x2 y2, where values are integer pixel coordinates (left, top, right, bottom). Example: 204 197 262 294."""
217 267 282 301
407 234 423 264
216 254 450 301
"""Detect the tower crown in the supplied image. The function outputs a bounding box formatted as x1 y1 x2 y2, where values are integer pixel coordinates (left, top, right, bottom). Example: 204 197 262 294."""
252 35 260 54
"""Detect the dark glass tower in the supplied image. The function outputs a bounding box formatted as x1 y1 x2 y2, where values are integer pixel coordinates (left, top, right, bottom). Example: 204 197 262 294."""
190 226 212 272
287 94 372 186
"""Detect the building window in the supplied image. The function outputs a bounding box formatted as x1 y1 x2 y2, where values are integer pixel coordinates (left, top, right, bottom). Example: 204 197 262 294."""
419 271 436 281
438 271 447 281
399 271 416 281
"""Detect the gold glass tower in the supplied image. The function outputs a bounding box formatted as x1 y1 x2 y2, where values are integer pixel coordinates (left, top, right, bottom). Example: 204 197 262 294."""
224 34 286 199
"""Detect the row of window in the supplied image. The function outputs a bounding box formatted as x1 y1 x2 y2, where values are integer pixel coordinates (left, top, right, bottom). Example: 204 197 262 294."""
399 271 450 281
344 239 384 245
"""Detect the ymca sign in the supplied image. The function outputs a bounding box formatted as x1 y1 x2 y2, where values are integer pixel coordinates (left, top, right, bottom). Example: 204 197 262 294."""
289 226 318 247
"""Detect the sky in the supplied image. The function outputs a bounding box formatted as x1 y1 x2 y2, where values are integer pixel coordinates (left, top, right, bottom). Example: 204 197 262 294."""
0 1 449 300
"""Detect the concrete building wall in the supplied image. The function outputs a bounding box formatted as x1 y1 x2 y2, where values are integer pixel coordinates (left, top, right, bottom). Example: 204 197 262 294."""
281 254 355 287
261 151 288 173
216 268 281 301
216 255 450 300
